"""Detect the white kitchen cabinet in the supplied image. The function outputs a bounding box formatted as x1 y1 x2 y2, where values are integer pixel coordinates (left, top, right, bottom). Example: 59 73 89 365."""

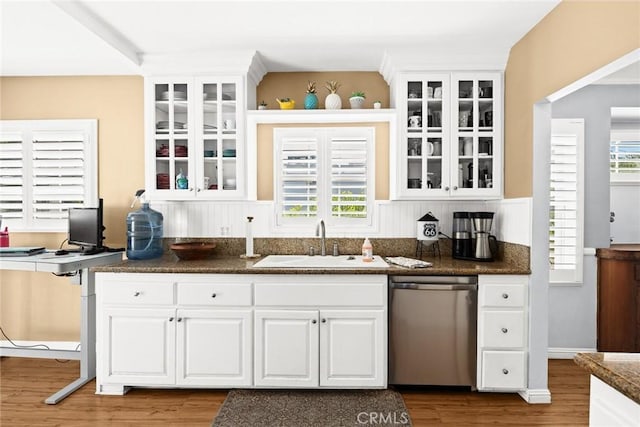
96 273 253 394
589 375 640 426
145 76 245 200
477 275 528 391
253 275 387 388
392 72 502 199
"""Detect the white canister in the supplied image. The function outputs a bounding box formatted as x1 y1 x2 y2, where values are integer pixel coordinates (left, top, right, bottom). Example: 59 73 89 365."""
417 212 439 242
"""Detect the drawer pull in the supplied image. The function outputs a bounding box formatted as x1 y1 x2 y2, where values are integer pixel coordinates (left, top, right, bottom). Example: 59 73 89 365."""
211 293 217 298
312 319 317 324
501 327 508 334
169 317 174 322
177 318 183 322
321 318 327 323
502 368 509 375
502 293 509 299
133 291 141 297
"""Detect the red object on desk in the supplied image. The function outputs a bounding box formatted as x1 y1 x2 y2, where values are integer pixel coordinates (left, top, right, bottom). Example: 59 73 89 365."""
0 227 9 247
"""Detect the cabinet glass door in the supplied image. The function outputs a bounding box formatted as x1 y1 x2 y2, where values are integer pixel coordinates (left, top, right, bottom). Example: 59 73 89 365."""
153 82 190 192
453 77 496 192
198 81 238 194
405 77 448 194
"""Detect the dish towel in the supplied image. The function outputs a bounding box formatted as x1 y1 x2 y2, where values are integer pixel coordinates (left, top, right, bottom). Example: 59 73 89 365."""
386 256 432 268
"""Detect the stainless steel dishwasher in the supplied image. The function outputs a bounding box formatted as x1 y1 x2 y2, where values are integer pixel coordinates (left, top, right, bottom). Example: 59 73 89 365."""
389 275 477 388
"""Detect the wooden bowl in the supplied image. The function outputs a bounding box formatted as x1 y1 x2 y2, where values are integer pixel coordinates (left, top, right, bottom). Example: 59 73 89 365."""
170 242 217 261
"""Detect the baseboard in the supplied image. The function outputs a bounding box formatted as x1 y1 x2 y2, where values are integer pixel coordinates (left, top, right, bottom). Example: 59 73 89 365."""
519 388 552 404
548 347 597 359
0 340 80 359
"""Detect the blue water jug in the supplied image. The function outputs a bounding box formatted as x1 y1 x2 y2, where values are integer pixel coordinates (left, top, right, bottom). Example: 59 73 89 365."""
126 202 164 260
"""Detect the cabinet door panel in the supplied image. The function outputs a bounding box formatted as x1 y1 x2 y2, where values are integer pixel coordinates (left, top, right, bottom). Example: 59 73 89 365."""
101 308 175 385
254 310 318 387
320 310 386 387
481 351 526 390
176 309 252 386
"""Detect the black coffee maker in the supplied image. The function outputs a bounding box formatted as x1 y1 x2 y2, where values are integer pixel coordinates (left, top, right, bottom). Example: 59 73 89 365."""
452 212 473 259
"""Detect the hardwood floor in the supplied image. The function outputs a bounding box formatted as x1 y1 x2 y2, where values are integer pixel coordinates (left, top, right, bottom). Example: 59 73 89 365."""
0 358 589 426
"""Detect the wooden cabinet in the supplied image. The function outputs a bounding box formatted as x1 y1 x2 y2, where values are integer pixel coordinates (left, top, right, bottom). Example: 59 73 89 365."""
477 274 528 391
253 275 387 388
392 72 502 200
145 76 245 200
96 274 253 394
596 245 640 352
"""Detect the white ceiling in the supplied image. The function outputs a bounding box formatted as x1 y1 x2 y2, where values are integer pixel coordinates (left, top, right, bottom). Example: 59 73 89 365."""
1 0 563 77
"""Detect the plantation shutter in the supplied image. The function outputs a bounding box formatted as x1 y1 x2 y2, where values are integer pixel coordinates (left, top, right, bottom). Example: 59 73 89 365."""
0 120 97 231
329 135 368 219
549 119 584 283
0 131 25 222
278 135 318 219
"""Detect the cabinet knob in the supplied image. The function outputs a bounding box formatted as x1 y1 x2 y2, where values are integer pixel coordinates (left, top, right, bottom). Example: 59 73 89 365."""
321 318 327 323
501 327 508 334
502 368 509 375
189 187 194 192
211 293 217 298
196 188 201 192
453 186 458 190
444 186 450 191
169 317 174 322
502 293 509 299
133 291 141 297
177 318 183 322
311 319 317 324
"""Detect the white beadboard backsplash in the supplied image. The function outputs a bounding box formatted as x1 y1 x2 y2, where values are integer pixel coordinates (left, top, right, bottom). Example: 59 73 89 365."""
152 197 531 246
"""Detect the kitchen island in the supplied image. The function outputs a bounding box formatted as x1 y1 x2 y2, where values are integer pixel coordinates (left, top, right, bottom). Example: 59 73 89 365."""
574 352 640 426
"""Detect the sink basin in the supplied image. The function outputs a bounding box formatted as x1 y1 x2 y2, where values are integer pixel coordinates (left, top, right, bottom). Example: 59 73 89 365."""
252 254 389 269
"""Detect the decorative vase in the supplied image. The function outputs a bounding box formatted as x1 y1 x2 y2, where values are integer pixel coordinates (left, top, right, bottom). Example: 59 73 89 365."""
325 93 342 110
349 96 365 109
373 101 382 109
304 93 319 109
258 105 267 110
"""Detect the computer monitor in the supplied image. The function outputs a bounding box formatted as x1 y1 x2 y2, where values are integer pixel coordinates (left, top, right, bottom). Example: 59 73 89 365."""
68 199 104 253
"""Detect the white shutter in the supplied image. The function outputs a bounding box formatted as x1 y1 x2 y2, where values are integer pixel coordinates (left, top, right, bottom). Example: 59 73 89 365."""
549 119 584 283
0 132 25 221
0 120 97 231
329 135 368 219
277 134 318 220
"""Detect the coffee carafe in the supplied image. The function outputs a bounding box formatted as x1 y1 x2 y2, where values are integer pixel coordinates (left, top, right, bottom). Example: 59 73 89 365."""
452 212 473 259
471 212 497 261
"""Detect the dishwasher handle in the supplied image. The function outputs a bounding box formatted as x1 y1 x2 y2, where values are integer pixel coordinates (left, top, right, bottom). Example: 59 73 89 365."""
391 282 477 291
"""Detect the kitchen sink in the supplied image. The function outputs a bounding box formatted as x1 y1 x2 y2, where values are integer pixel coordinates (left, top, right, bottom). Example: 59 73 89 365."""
252 254 389 269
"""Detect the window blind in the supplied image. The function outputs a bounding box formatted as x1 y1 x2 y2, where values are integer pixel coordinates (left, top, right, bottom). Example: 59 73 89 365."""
279 136 318 219
330 136 368 219
549 119 584 283
610 139 640 175
0 120 97 231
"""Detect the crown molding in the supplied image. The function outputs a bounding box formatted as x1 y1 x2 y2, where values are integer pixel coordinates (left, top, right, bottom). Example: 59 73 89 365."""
140 49 265 77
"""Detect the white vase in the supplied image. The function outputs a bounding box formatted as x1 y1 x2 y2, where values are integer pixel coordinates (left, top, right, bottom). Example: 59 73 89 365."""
349 96 365 109
325 93 342 110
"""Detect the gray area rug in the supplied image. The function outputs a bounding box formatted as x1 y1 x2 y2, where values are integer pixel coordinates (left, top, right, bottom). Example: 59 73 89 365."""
212 389 412 427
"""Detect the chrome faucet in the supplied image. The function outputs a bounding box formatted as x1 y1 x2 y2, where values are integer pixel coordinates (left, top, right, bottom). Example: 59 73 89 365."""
316 219 326 256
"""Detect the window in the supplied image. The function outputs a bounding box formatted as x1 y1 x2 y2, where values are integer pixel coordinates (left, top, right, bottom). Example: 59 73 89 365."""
274 127 374 231
549 119 584 283
0 119 97 232
610 107 640 181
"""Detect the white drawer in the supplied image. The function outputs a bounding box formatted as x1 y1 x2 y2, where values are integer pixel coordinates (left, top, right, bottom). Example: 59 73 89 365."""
480 310 525 348
481 351 526 389
481 284 525 308
177 282 252 306
254 281 385 307
101 281 174 306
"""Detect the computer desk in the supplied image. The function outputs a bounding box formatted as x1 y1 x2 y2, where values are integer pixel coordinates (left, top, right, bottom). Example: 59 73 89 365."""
0 251 123 404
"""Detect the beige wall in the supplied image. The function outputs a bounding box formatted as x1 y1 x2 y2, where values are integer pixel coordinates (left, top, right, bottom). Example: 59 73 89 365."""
504 0 640 198
257 72 389 110
0 76 144 340
256 123 390 201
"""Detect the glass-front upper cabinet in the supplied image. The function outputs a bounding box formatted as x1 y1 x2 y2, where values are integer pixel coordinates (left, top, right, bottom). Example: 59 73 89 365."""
400 73 451 198
451 72 501 198
145 76 244 200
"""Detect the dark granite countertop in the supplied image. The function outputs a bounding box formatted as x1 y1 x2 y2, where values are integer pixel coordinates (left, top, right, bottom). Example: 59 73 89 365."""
574 352 640 404
92 253 530 275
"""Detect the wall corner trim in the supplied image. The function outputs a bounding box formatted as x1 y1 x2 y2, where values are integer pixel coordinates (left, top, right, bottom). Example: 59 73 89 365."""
518 389 552 404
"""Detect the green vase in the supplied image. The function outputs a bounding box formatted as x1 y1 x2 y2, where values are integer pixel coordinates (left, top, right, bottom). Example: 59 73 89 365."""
304 93 319 109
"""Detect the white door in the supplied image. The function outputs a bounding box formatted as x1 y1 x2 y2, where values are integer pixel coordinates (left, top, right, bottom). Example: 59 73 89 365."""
319 310 386 387
176 309 253 386
254 310 319 387
100 307 176 385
